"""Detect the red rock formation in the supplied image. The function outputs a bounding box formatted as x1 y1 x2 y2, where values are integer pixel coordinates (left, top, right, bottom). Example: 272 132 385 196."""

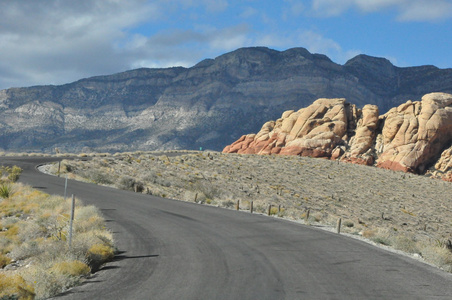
223 93 452 178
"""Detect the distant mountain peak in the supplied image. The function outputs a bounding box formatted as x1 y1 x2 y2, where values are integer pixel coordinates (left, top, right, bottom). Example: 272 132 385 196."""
1 46 451 153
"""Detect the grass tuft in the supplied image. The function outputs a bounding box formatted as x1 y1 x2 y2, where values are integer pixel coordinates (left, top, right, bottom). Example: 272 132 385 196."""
0 274 35 300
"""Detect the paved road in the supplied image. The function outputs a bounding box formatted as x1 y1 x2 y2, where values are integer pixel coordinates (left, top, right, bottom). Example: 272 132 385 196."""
2 157 452 299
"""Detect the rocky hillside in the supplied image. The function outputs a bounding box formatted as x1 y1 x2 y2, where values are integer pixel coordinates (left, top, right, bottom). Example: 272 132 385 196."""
223 92 452 181
1 47 452 153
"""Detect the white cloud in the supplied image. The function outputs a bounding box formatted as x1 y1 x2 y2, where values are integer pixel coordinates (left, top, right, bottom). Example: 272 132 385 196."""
0 0 161 88
311 0 452 21
396 0 452 21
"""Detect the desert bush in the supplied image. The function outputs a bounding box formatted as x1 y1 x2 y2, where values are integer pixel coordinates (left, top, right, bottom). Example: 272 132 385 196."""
0 253 11 268
269 206 279 215
0 182 115 299
74 205 104 233
83 170 113 185
191 179 220 200
421 244 452 272
0 165 22 183
50 260 91 277
0 274 35 300
0 183 12 199
17 221 47 242
20 264 74 299
9 240 44 260
86 243 115 272
391 236 419 254
117 176 144 192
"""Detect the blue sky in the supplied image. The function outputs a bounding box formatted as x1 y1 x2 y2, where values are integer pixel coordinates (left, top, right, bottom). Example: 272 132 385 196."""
1 0 451 90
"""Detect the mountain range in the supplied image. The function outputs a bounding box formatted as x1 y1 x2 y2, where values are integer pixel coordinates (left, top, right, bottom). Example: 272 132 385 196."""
1 46 451 153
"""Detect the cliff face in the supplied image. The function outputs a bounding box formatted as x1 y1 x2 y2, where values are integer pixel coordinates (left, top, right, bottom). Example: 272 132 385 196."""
1 47 452 153
223 92 452 181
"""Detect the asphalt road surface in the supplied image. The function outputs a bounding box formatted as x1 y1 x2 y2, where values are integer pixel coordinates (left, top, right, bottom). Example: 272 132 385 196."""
2 156 452 299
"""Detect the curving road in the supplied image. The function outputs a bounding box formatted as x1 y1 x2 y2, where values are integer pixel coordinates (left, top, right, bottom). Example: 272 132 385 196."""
2 156 452 299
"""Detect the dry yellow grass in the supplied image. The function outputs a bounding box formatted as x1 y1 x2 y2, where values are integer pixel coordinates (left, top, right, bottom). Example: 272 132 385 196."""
0 180 115 299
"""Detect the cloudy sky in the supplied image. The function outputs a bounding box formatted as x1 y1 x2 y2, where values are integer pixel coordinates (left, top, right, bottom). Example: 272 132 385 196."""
1 0 451 90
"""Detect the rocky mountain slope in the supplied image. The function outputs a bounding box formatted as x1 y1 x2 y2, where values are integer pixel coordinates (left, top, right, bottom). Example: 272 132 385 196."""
223 92 452 181
1 47 452 152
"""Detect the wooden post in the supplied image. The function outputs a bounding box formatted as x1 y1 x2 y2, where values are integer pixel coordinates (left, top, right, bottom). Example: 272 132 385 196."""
236 200 240 211
268 204 272 216
63 175 68 201
305 209 310 222
278 204 281 212
337 218 342 234
250 201 253 214
68 194 75 248
194 193 198 203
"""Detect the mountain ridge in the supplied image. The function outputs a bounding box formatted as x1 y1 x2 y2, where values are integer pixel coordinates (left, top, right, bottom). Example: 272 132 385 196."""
1 46 451 153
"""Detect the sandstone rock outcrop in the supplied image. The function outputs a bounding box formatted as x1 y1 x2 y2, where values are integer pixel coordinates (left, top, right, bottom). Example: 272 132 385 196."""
432 146 452 182
376 93 452 173
223 92 452 178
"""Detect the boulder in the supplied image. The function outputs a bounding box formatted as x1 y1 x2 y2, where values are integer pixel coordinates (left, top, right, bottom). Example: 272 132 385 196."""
376 93 452 172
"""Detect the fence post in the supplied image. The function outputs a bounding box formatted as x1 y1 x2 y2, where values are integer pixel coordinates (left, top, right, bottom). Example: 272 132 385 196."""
68 194 75 248
250 201 253 214
267 204 272 216
337 218 342 234
305 209 310 222
236 200 240 211
64 175 68 201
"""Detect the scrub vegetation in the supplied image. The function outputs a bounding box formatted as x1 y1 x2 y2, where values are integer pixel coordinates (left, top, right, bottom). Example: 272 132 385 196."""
0 165 115 300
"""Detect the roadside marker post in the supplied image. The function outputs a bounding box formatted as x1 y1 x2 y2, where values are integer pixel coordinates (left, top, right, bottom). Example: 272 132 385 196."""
64 175 68 201
337 218 342 234
68 194 75 248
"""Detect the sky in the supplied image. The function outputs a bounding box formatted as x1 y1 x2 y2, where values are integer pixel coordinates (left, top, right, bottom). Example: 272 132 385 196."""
1 0 452 90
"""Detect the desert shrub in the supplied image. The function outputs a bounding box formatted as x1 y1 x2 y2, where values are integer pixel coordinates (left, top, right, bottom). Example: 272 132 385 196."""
0 183 115 298
117 176 144 192
0 253 11 268
8 166 22 182
0 183 12 199
0 165 22 183
0 274 35 300
421 244 452 272
86 243 115 271
343 221 354 228
0 235 13 254
20 264 74 299
17 221 47 242
83 170 113 185
221 200 235 208
70 231 113 261
74 205 104 233
50 260 91 277
9 240 44 260
191 179 220 200
372 236 391 246
391 236 419 254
